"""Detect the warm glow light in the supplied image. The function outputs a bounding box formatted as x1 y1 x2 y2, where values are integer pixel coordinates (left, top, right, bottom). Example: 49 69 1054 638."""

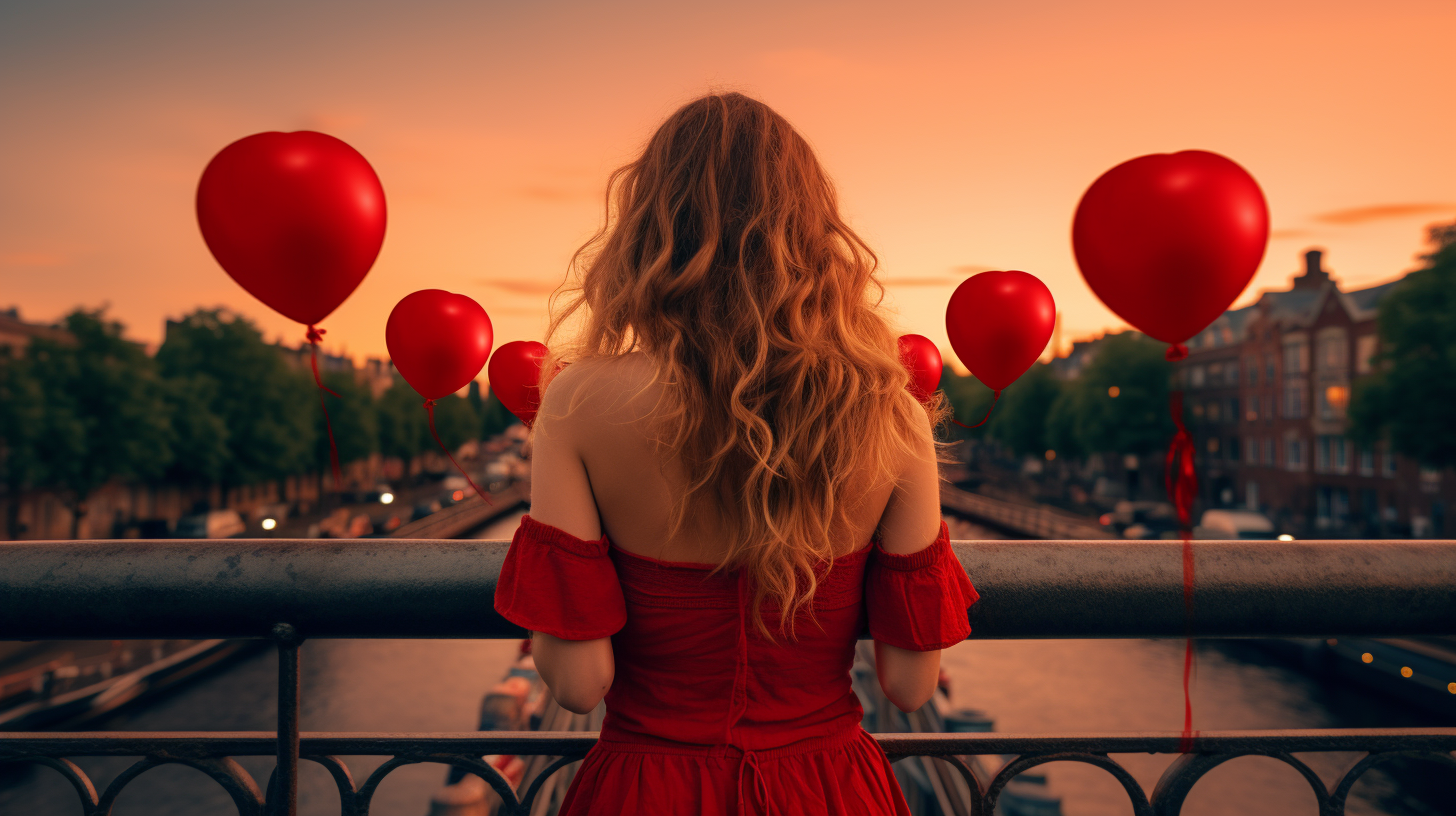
1108 386 1120 398
1361 653 1374 663
1277 534 1295 541
261 518 277 531
1099 514 1113 526
380 492 395 504
1045 450 1056 461
1325 386 1350 410
1401 666 1414 678
1448 682 1456 694
453 490 465 502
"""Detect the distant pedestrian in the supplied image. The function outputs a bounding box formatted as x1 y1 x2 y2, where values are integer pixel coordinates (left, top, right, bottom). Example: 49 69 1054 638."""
495 92 979 816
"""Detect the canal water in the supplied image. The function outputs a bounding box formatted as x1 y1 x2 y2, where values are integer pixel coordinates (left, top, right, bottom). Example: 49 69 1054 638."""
2 511 1451 815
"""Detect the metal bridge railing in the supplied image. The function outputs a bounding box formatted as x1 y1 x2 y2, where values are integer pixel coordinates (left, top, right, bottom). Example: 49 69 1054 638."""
2 536 1455 815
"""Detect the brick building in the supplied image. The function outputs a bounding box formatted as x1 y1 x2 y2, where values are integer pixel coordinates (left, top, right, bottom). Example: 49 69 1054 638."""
1184 249 1453 537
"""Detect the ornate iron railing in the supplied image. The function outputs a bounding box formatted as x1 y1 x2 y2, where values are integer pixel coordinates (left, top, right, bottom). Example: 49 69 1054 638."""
3 535 1455 816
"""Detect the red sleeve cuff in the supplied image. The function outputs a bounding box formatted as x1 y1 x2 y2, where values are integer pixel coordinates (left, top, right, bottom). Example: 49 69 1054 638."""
493 514 628 641
865 520 979 651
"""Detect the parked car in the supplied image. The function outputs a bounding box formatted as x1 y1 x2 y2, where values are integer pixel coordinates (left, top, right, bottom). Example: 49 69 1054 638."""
173 510 246 539
1193 509 1279 540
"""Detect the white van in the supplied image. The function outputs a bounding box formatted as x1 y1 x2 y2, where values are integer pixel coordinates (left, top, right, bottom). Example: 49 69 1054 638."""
1193 510 1278 540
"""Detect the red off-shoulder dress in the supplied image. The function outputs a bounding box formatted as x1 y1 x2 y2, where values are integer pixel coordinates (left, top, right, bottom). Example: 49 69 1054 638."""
494 514 979 816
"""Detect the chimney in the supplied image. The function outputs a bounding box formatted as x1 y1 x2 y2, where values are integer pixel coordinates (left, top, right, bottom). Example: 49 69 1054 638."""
1293 248 1331 289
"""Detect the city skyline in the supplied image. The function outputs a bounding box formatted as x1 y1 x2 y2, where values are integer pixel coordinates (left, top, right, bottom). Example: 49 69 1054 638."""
2 0 1453 368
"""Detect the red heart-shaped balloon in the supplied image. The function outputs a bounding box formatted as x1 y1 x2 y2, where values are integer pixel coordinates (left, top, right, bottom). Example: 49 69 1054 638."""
1072 150 1268 345
386 290 493 401
897 334 942 403
945 271 1056 391
197 131 386 326
488 340 550 427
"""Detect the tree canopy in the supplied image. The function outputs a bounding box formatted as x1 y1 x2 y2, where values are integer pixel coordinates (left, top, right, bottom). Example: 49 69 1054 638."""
1350 221 1456 467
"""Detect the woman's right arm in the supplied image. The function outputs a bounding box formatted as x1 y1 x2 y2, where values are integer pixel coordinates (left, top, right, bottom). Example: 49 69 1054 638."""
871 412 947 712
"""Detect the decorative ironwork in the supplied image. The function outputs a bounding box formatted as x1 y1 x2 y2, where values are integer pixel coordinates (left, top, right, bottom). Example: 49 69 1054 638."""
4 730 1455 816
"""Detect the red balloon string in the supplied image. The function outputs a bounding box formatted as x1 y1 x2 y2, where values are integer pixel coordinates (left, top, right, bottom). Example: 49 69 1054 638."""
951 390 1001 430
306 325 343 490
423 398 493 506
1165 382 1200 752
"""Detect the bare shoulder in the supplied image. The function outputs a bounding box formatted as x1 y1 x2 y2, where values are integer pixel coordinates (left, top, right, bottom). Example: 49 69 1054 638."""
876 393 943 555
537 352 662 433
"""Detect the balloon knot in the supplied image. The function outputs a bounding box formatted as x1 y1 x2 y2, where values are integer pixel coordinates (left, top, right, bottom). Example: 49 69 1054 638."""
423 398 436 409
306 325 326 345
1165 343 1189 362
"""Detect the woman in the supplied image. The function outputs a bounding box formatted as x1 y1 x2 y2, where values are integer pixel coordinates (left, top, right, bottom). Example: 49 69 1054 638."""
494 92 979 815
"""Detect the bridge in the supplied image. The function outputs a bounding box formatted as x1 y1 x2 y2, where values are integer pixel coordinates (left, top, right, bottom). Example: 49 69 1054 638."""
2 487 1454 816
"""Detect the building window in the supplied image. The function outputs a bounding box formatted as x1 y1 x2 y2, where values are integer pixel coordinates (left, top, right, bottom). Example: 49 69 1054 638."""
1246 481 1260 510
1356 334 1378 375
1209 363 1223 383
1316 329 1348 372
1264 353 1277 383
1227 362 1240 385
1286 437 1304 470
1207 401 1221 422
1334 437 1349 473
1228 398 1239 423
1247 395 1260 422
1316 436 1331 473
1247 356 1259 386
1359 446 1375 476
1264 438 1277 466
1228 437 1240 462
1383 445 1398 478
1319 385 1349 420
1284 335 1309 375
1247 437 1261 465
1190 366 1205 388
1283 382 1305 418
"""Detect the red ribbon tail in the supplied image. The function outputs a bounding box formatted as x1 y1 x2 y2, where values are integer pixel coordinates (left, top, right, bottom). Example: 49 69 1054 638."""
1165 387 1200 753
952 390 1001 430
425 399 493 506
307 326 343 489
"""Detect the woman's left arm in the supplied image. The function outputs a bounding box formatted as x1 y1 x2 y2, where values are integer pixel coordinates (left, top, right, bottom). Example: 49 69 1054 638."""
522 368 615 715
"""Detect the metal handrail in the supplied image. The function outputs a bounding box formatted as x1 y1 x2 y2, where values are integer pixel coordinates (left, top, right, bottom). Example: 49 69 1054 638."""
3 537 1454 640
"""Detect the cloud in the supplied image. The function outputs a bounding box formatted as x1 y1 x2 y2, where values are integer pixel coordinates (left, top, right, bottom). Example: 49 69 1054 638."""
1 251 68 267
1313 203 1456 225
880 276 961 287
1269 228 1314 240
951 265 995 276
474 277 563 295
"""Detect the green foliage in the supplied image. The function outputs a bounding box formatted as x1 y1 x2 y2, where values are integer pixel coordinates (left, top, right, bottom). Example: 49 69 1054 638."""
431 393 481 451
481 388 520 438
1056 332 1174 456
317 370 378 466
156 309 317 485
1349 221 1456 467
986 363 1062 457
377 379 430 460
7 311 174 527
937 367 996 439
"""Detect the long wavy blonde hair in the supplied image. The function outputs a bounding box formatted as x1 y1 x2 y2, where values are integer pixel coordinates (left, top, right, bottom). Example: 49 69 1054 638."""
535 92 953 637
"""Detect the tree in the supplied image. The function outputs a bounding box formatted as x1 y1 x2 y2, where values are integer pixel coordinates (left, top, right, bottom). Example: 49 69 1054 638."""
0 352 48 538
480 387 520 439
1349 221 1456 467
377 379 430 461
986 362 1062 457
12 311 174 536
1058 332 1174 456
431 393 481 451
316 370 378 469
937 367 997 440
156 309 317 490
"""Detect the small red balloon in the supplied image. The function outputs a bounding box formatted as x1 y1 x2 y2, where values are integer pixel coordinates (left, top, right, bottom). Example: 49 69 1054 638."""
197 131 386 326
386 290 493 401
945 271 1056 391
897 334 942 403
1072 150 1268 345
488 341 550 427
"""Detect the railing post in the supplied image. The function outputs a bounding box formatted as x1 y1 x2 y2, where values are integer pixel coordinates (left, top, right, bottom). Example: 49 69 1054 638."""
272 622 304 816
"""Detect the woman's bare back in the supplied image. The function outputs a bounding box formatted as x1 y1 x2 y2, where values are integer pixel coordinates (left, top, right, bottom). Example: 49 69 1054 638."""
545 352 940 565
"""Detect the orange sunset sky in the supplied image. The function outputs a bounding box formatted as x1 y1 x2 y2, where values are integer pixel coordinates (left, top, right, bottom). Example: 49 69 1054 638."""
2 0 1453 376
